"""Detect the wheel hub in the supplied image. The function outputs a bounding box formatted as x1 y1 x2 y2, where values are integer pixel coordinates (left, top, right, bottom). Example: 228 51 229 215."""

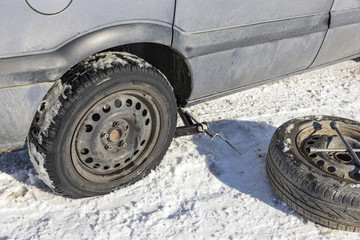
109 128 122 142
71 91 159 178
100 118 130 149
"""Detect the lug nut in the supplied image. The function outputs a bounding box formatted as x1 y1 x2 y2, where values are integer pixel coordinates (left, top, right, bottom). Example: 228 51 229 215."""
113 121 121 127
105 144 112 150
118 141 127 148
124 125 129 130
101 132 109 138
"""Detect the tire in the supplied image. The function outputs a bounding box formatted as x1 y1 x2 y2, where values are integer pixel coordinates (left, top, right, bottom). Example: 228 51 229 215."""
266 116 360 232
28 52 177 198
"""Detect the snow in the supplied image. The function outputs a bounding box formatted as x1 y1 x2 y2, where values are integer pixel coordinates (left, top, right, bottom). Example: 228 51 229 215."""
84 52 129 70
1 59 360 239
83 52 152 70
121 52 153 68
283 138 292 152
36 80 71 144
28 143 53 189
285 124 294 133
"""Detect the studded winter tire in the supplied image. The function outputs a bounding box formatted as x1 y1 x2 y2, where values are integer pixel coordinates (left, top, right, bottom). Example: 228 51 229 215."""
28 52 177 198
266 116 360 232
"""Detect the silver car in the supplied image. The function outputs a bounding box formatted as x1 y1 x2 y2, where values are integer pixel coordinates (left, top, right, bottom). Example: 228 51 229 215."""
0 1 359 199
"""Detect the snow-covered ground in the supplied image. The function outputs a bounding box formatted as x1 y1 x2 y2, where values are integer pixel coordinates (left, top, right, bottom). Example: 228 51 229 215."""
1 59 360 239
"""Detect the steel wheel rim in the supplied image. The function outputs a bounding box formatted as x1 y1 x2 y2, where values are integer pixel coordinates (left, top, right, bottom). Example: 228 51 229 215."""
71 89 161 183
296 120 360 182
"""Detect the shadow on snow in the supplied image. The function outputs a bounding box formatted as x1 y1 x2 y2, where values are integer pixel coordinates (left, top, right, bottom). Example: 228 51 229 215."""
192 119 299 215
0 145 51 193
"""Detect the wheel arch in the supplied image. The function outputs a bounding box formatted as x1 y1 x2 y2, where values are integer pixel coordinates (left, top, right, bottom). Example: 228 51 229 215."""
0 22 193 106
104 43 192 107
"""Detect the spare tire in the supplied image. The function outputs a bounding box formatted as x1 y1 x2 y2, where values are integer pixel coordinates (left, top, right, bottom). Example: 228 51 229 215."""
266 116 360 232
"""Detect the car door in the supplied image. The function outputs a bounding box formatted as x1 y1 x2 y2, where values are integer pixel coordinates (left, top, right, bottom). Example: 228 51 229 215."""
172 0 333 101
312 0 360 66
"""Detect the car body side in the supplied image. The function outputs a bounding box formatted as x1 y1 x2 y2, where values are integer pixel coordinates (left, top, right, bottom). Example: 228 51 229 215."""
0 0 360 150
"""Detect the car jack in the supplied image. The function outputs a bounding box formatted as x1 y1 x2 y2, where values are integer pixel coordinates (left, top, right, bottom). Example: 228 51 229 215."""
175 108 242 156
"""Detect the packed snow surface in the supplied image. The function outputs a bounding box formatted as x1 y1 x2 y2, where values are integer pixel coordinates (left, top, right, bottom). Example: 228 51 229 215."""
1 60 360 239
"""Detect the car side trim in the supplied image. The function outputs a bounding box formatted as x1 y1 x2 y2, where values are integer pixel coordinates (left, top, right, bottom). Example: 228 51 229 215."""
0 23 172 89
330 8 360 28
172 13 329 59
